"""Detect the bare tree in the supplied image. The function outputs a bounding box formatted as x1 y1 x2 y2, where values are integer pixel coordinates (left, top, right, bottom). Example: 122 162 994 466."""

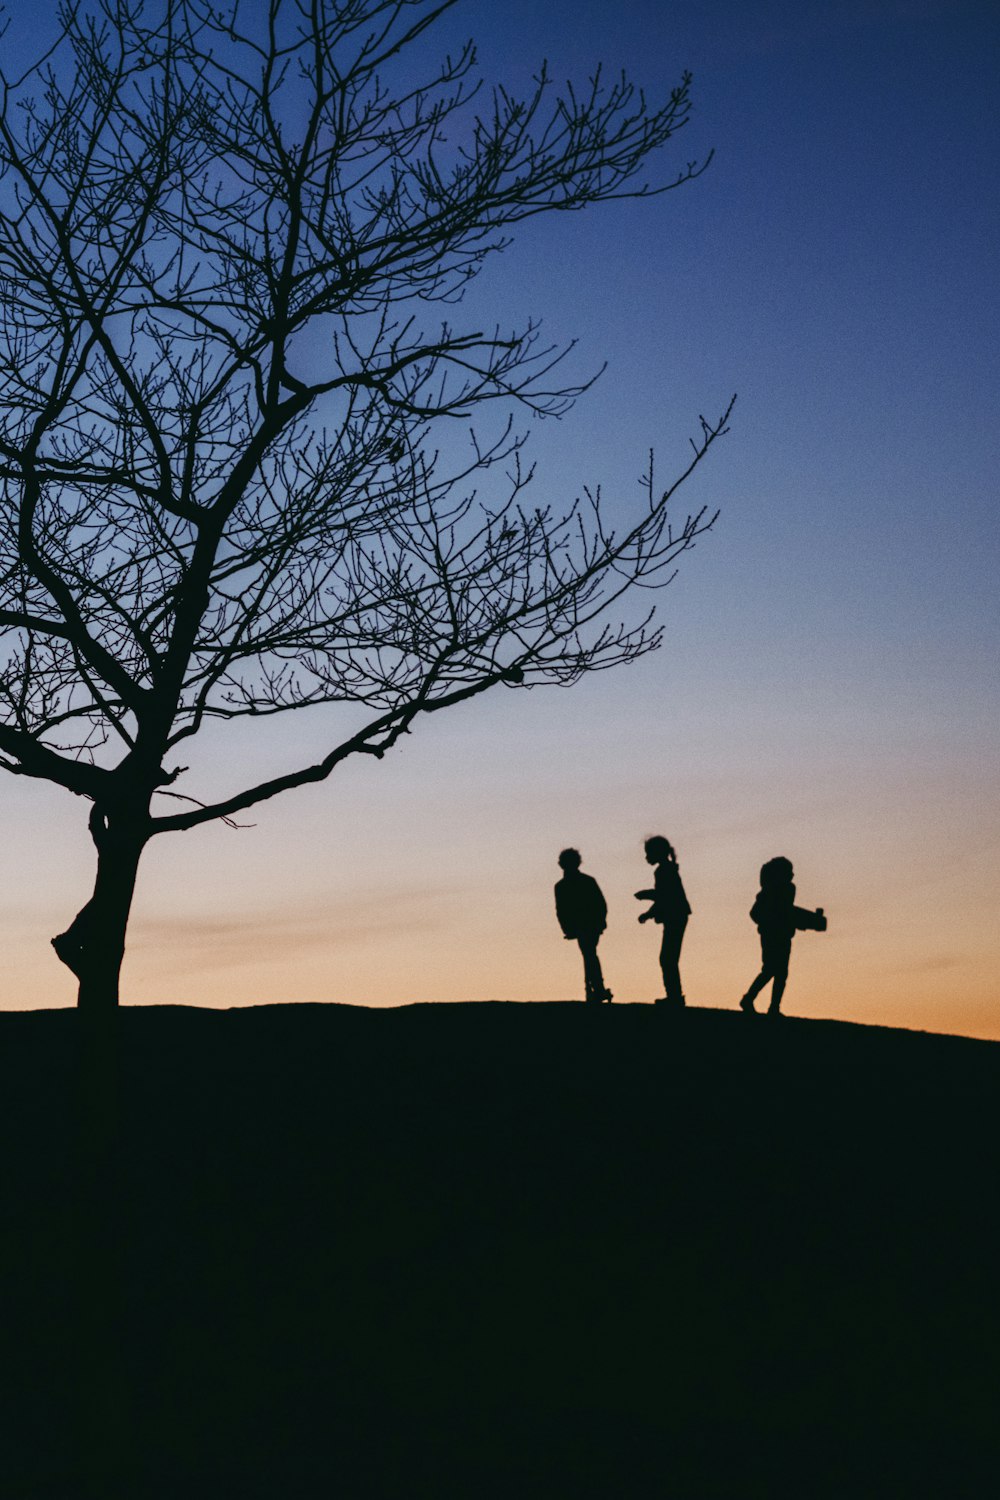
0 0 732 1010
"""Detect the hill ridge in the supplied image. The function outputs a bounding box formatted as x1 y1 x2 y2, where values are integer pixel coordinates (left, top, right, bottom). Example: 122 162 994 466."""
2 996 998 1497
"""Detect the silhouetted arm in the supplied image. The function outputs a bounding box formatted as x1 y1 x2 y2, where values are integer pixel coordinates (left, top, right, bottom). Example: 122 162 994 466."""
593 880 608 932
635 886 657 923
554 881 576 939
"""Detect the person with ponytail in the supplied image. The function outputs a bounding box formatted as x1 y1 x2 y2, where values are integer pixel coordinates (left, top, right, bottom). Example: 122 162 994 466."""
635 836 691 1008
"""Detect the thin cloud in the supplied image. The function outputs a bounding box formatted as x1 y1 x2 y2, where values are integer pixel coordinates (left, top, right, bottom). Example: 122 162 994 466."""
130 887 453 972
896 954 965 975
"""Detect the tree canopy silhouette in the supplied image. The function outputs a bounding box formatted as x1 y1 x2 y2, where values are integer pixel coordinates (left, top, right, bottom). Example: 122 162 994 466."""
0 0 732 1009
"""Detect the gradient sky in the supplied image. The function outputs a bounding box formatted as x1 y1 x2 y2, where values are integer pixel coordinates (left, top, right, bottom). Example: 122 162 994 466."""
1 0 997 1038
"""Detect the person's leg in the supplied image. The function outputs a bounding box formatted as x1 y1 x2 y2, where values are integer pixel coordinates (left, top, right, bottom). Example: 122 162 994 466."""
578 935 606 1003
768 944 791 1014
593 934 612 1000
659 918 687 1005
740 966 772 1011
740 934 774 1012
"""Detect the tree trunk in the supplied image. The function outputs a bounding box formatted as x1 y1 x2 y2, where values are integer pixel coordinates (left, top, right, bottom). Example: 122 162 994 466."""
52 809 149 1011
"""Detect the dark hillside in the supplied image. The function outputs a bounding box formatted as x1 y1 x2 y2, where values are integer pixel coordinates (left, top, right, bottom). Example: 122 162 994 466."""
2 1003 998 1498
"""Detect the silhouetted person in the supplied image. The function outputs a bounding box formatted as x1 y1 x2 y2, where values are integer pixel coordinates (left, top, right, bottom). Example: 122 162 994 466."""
635 835 691 1007
739 856 827 1017
554 849 612 1004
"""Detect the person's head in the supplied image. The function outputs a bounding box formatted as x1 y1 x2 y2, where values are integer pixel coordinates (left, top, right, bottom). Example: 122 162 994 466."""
644 835 676 867
760 856 794 888
558 848 582 872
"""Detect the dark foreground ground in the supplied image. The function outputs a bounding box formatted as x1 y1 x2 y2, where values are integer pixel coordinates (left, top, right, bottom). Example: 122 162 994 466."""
1 1002 998 1499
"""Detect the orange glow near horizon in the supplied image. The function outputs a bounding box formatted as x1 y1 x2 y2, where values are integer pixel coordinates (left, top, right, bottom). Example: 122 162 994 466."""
2 668 997 1043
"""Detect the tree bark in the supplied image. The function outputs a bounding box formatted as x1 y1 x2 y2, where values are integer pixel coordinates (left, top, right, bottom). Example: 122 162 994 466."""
52 807 149 1011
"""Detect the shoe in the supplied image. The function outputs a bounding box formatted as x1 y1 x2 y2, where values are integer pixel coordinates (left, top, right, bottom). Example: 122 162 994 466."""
739 997 756 1014
603 989 614 1003
766 1006 783 1018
